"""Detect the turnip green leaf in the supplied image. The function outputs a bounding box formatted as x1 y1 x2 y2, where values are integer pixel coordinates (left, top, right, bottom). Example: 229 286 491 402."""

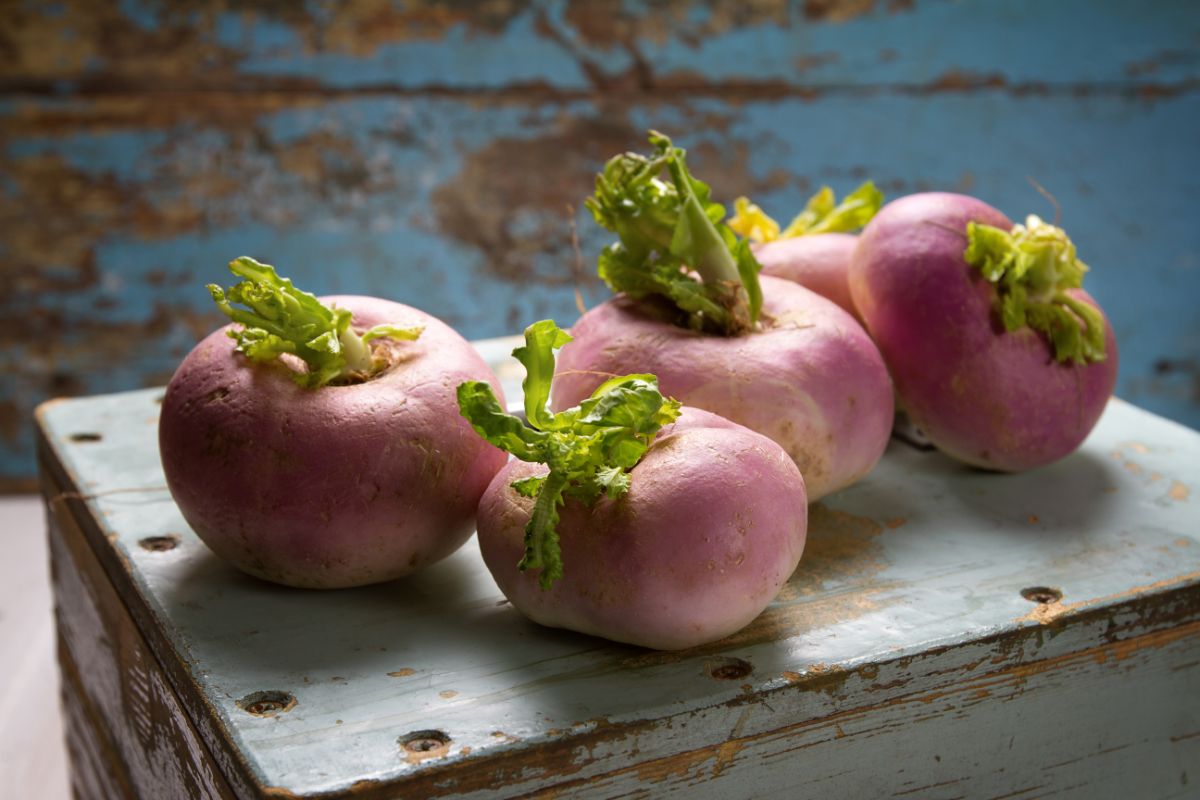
964 216 1106 364
208 257 423 388
730 181 884 243
457 320 682 589
587 131 762 336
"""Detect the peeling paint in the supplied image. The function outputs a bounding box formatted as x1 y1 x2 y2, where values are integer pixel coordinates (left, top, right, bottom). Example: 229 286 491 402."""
2 0 1199 491
430 118 639 286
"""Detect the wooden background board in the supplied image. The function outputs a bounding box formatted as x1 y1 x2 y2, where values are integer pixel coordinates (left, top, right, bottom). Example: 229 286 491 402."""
2 0 1199 489
34 334 1200 797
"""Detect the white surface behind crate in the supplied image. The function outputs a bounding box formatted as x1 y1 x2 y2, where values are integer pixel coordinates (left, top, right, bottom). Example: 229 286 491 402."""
0 495 71 800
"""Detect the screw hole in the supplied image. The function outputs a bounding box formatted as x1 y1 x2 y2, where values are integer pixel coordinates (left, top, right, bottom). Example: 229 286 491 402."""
400 729 451 761
1020 586 1062 604
236 690 296 717
707 657 753 681
69 432 102 443
138 534 180 552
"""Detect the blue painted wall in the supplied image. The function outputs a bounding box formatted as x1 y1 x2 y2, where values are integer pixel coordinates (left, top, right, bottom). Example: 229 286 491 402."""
2 0 1198 487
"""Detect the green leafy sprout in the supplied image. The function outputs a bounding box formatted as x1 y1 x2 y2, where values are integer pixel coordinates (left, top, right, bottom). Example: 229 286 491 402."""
208 256 424 388
963 215 1107 365
457 319 682 590
585 130 763 336
728 181 885 244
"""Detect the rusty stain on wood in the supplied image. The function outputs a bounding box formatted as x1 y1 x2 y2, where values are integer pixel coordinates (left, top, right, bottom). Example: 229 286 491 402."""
804 0 899 24
430 120 638 288
429 117 792 300
1019 571 1200 626
784 504 888 595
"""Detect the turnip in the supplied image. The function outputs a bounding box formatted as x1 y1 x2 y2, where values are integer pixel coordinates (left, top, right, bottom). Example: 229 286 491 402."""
459 321 807 650
849 192 1118 471
551 132 893 500
159 257 507 588
729 182 884 322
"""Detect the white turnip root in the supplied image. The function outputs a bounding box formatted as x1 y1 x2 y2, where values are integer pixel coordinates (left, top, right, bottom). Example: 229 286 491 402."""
159 258 507 588
460 322 807 650
849 192 1119 471
551 133 893 501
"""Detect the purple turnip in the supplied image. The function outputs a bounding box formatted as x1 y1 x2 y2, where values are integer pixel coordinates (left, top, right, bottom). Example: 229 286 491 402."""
553 276 893 500
159 257 507 588
753 233 860 321
849 192 1118 471
551 132 893 501
459 321 807 650
730 182 884 321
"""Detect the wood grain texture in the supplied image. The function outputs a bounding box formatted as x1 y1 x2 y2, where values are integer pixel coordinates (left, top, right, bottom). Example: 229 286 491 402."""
34 334 1200 798
59 649 135 800
45 468 241 800
2 0 1199 488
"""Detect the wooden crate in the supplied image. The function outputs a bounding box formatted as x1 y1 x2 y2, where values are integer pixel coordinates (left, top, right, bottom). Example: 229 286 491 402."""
37 339 1200 799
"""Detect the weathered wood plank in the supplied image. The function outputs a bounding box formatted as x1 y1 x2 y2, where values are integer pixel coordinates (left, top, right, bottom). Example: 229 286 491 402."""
2 1 1197 90
516 613 1200 799
2 86 1198 485
59 645 136 800
45 468 243 800
35 367 1200 798
2 0 1198 487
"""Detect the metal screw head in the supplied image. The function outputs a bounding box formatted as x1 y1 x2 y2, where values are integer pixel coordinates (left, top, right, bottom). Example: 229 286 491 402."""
1020 586 1063 604
400 730 451 761
139 535 180 552
707 657 754 680
237 691 296 717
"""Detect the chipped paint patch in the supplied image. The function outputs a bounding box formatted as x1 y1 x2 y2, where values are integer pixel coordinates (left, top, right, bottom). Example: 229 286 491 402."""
634 744 715 784
430 119 639 287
